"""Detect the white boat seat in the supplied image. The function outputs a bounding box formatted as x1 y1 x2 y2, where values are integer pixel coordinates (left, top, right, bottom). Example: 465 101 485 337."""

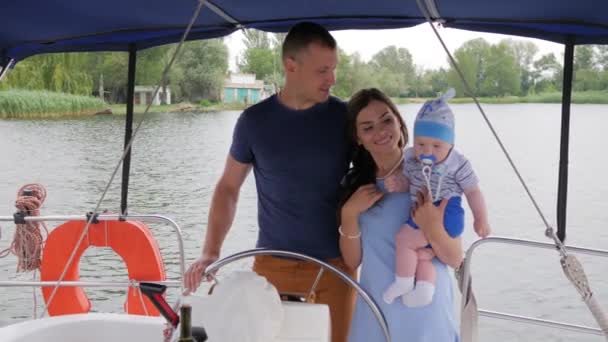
183 270 330 342
0 271 331 342
277 301 330 342
0 314 166 341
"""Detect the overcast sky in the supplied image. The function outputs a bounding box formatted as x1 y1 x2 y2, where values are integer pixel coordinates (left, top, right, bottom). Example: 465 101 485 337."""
224 24 565 72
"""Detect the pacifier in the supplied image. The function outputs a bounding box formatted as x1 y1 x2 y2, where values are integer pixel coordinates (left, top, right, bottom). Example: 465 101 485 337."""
420 154 436 166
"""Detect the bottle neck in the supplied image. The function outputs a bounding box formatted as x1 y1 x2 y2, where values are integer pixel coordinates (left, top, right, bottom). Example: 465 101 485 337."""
178 304 194 342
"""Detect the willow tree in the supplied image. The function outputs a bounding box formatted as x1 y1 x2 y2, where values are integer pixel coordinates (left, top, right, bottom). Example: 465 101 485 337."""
1 53 93 95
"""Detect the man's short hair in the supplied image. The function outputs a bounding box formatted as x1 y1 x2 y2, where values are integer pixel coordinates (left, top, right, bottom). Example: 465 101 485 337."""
282 22 337 60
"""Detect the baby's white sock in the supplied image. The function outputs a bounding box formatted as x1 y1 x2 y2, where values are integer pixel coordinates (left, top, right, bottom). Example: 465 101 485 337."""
402 281 435 307
382 276 414 304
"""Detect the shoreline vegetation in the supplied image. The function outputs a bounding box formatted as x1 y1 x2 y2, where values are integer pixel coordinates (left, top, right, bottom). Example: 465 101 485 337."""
108 101 247 116
0 90 247 119
393 91 608 105
0 90 105 119
2 89 608 119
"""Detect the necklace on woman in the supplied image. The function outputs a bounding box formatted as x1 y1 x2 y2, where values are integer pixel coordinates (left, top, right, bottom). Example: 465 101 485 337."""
376 151 405 180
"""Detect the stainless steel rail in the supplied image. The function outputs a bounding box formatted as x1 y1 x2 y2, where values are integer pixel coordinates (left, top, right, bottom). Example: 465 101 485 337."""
0 214 186 292
461 236 608 336
205 248 392 342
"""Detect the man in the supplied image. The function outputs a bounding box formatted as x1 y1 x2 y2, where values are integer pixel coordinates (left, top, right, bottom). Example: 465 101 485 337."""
184 22 355 342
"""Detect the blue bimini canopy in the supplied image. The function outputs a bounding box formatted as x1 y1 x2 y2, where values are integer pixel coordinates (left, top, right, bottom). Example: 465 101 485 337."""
0 0 606 63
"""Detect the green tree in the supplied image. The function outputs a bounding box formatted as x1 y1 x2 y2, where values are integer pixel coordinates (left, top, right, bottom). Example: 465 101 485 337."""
574 45 595 71
333 49 354 99
533 53 561 75
351 53 379 93
574 69 601 91
333 50 380 99
2 53 93 95
172 39 228 102
428 68 449 96
481 41 520 96
238 29 275 81
0 59 45 91
136 46 172 86
599 70 608 90
410 66 431 98
265 33 286 91
596 45 608 71
573 46 602 91
94 52 129 102
503 39 538 95
447 38 491 97
239 48 274 81
369 46 415 97
532 53 562 93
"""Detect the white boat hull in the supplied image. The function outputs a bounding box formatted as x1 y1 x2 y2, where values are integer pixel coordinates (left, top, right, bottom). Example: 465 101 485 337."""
0 301 330 342
0 313 165 341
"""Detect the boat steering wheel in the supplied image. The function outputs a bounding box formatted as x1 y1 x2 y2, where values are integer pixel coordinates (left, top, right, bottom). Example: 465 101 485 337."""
203 248 391 342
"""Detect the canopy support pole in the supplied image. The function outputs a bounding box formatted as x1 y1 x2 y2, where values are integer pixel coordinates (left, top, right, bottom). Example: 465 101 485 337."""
121 44 137 215
557 40 574 243
0 58 15 82
203 1 241 26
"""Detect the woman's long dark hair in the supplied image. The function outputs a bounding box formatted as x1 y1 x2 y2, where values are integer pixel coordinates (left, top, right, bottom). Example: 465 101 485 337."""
338 88 409 213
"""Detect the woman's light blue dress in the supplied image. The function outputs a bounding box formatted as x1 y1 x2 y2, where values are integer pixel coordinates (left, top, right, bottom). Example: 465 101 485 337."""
349 180 459 342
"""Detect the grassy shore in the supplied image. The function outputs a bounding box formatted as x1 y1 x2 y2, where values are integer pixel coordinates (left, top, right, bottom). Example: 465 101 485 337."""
107 102 247 115
3 89 608 119
0 90 106 119
393 91 608 105
0 89 248 119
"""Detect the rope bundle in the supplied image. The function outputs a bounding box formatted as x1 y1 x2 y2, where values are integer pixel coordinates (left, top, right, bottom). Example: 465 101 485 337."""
0 183 48 272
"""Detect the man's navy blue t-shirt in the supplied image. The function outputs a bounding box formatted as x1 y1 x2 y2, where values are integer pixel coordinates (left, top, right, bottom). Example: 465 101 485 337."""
229 94 351 260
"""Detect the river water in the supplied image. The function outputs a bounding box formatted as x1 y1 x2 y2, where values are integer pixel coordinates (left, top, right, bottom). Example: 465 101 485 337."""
0 103 606 341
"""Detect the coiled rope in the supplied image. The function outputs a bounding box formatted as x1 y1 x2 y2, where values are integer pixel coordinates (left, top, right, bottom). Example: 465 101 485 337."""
0 183 48 272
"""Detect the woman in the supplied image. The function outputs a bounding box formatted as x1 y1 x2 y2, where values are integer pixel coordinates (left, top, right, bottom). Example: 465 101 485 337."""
339 88 462 341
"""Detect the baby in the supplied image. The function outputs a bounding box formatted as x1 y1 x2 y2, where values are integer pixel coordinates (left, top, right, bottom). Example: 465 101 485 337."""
382 88 491 307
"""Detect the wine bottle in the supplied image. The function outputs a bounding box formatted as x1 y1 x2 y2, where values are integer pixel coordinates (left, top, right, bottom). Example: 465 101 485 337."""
177 304 195 342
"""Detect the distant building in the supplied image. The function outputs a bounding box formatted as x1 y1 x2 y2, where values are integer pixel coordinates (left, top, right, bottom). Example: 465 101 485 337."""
134 86 171 105
223 73 265 104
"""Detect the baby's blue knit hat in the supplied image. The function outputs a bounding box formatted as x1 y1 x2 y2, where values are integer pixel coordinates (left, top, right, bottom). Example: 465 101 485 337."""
413 88 456 145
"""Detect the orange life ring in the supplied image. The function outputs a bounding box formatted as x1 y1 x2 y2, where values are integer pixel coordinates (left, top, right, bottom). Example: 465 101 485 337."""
40 220 166 316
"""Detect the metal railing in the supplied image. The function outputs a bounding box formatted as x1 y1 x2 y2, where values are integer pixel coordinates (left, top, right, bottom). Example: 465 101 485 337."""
0 214 186 292
1 228 391 341
205 248 391 342
10 216 605 339
461 236 608 337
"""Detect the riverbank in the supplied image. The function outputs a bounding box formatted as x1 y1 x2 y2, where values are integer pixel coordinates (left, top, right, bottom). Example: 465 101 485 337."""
0 89 248 119
3 89 608 119
107 102 246 115
393 91 608 104
0 90 106 119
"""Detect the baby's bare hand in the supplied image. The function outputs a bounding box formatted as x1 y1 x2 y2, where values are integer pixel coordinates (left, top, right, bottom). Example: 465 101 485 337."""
474 220 491 238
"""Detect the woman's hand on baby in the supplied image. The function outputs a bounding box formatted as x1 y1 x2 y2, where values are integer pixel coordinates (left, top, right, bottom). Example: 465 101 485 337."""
343 184 384 218
384 173 409 192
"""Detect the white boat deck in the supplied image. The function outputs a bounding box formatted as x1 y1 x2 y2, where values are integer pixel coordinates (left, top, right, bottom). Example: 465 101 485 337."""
0 300 330 342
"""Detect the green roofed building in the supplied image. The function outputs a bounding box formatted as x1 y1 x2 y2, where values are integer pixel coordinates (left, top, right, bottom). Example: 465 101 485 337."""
222 73 265 104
